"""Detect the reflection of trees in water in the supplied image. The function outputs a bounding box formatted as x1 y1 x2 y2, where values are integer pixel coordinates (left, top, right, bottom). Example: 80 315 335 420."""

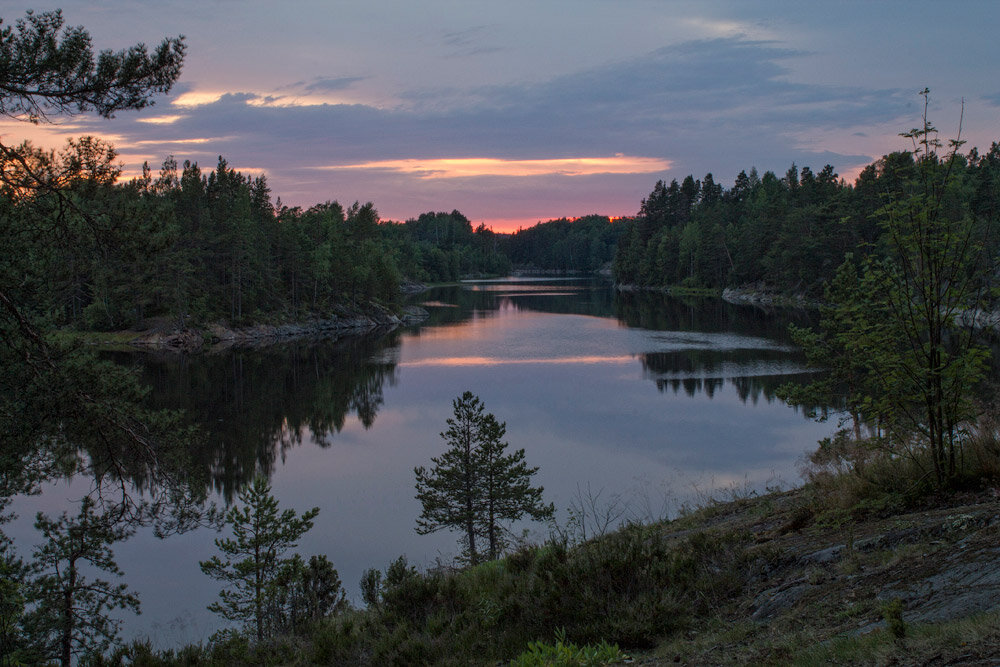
109 333 401 501
414 281 831 415
640 348 802 377
651 372 825 413
408 280 617 328
614 291 816 342
638 347 826 414
412 281 818 346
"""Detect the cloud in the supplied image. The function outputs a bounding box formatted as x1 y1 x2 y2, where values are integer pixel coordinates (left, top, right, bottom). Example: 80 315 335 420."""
135 115 183 125
94 36 904 167
440 25 503 58
69 35 910 225
304 76 368 93
320 155 672 179
133 137 222 146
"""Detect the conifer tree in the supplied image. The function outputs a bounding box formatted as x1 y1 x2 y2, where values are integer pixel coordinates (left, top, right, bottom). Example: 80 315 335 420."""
200 476 320 641
25 498 139 667
415 392 552 563
475 412 554 560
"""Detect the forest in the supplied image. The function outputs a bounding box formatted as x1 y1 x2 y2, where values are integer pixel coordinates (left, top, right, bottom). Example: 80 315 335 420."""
4 141 629 335
612 149 1000 297
11 134 1000 341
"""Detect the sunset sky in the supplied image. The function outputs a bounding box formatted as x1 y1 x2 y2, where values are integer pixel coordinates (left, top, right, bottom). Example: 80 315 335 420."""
3 1 998 232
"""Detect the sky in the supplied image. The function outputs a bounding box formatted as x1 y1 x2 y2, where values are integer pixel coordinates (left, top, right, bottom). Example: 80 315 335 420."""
2 1 999 232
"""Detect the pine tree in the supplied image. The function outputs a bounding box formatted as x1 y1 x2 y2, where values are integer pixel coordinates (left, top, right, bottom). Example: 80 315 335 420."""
25 498 139 667
415 392 552 563
200 476 319 641
0 527 32 666
475 412 553 560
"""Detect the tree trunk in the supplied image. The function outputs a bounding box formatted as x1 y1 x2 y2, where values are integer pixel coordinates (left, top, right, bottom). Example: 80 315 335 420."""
61 558 76 667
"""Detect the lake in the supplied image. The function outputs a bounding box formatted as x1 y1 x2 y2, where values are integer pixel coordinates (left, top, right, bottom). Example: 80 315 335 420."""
9 277 836 647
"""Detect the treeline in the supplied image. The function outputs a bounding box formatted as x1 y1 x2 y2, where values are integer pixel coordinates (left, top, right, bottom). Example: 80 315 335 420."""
613 146 1000 296
382 210 511 281
506 214 627 272
3 145 403 331
4 141 630 333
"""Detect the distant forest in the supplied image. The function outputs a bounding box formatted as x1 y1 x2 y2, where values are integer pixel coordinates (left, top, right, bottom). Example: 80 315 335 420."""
7 137 1000 333
4 140 624 332
614 146 1000 296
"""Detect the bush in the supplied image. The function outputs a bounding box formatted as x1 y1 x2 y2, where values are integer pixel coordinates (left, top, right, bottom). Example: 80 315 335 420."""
148 525 755 664
512 630 627 666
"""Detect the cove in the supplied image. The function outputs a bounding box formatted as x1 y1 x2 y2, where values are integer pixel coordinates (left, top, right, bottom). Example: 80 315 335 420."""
9 277 836 647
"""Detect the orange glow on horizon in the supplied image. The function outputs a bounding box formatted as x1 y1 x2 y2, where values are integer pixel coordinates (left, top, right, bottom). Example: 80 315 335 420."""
471 215 629 234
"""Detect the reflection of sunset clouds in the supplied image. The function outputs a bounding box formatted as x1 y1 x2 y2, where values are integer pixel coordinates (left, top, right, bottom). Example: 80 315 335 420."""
419 301 460 307
463 284 585 293
400 355 634 367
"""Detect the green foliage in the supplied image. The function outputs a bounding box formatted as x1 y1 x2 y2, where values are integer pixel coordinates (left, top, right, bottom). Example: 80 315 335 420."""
0 527 31 666
270 554 348 636
0 9 185 121
777 256 879 438
359 566 384 610
200 475 330 641
512 629 628 666
25 497 139 666
614 157 888 295
784 94 995 490
415 392 553 564
882 598 907 639
506 215 625 273
341 522 753 664
0 3 206 515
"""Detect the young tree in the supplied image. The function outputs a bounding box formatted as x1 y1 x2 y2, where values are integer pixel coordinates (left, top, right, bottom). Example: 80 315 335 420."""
25 498 139 667
200 476 319 641
866 210 988 478
475 411 553 560
859 93 993 486
268 554 347 636
785 91 994 487
414 392 552 563
777 255 880 441
0 527 32 666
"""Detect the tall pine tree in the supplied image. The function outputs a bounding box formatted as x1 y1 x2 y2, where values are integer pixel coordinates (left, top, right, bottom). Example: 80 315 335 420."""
415 392 552 564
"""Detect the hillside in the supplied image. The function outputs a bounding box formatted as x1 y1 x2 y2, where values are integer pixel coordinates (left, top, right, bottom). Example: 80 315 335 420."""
635 486 1000 665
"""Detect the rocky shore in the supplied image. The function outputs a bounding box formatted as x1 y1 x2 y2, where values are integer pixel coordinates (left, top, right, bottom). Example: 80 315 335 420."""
124 305 429 352
721 285 818 308
634 485 1000 664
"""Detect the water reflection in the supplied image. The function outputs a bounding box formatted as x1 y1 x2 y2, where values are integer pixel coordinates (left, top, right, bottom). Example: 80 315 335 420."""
639 348 817 402
11 278 840 647
613 289 816 340
109 334 401 501
104 280 825 502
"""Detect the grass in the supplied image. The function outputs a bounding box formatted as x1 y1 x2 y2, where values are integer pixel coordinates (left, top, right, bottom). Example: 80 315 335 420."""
641 610 1000 666
44 328 142 350
792 609 1000 665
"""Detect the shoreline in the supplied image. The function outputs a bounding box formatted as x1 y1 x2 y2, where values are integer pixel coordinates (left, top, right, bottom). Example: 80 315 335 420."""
64 304 430 353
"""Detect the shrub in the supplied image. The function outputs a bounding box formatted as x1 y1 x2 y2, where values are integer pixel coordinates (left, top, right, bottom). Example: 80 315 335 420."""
512 629 628 666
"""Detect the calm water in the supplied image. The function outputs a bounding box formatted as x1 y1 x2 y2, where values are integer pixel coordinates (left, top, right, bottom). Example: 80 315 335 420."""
10 278 836 647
